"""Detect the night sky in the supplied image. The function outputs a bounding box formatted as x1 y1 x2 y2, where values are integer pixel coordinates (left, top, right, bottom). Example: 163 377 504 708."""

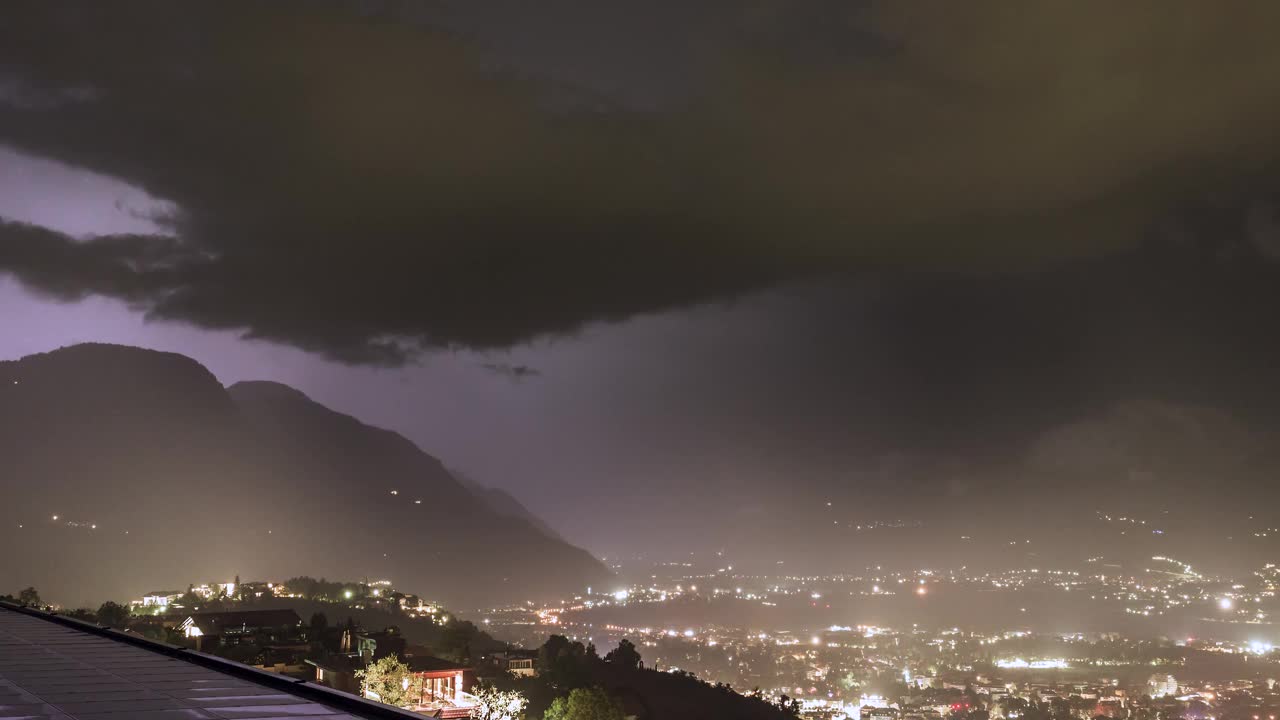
4 1 1280 562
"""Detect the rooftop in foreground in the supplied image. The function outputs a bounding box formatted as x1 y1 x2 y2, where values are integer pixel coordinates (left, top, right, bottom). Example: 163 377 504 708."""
0 602 426 720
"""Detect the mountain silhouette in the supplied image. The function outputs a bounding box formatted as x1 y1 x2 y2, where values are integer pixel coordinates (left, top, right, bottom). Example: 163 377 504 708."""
0 343 611 608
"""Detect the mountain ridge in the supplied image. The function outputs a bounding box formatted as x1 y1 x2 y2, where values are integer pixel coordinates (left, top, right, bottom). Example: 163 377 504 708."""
0 343 611 608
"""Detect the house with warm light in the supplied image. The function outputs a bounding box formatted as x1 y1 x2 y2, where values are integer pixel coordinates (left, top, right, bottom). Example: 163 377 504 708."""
405 656 476 718
310 651 476 717
140 590 183 607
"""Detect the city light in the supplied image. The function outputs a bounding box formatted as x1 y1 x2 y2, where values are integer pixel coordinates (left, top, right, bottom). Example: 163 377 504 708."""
1219 598 1233 610
996 658 1068 669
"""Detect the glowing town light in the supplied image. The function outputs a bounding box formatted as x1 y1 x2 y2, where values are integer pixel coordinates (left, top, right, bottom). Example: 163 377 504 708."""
389 490 398 495
812 636 822 646
51 515 58 521
916 586 927 596
344 590 353 599
684 629 695 637
996 658 1068 669
613 590 629 601
1220 598 1234 610
811 592 822 600
872 584 880 593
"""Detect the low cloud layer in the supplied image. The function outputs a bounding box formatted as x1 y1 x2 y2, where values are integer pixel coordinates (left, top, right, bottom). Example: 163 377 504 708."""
3 1 1280 364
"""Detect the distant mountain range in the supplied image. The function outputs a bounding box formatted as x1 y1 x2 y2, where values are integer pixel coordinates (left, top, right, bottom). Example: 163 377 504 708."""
0 343 611 608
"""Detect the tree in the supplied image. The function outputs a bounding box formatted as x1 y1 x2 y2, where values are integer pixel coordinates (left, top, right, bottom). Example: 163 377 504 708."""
357 655 423 708
176 589 202 609
604 639 641 671
17 587 41 607
439 619 479 663
96 601 131 628
544 687 624 720
538 635 590 688
775 695 800 717
137 624 167 642
216 644 263 665
472 685 528 720
309 612 329 640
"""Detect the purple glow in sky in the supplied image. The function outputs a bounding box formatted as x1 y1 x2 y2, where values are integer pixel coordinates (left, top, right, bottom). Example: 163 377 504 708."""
0 143 794 554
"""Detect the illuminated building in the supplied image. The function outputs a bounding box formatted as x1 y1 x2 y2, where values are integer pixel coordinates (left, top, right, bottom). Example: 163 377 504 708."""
141 590 182 607
1148 674 1178 698
406 655 476 716
862 707 900 720
492 650 538 677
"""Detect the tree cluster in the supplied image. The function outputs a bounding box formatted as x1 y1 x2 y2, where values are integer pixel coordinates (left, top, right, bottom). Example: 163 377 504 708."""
356 655 423 708
0 587 43 607
478 635 798 720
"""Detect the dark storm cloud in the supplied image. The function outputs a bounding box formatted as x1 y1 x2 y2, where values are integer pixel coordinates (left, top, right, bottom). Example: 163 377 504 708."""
0 219 192 303
2 0 1280 366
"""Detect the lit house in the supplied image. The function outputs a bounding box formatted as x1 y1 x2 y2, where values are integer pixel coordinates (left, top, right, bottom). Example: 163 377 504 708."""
406 656 476 717
491 650 538 677
141 590 183 608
